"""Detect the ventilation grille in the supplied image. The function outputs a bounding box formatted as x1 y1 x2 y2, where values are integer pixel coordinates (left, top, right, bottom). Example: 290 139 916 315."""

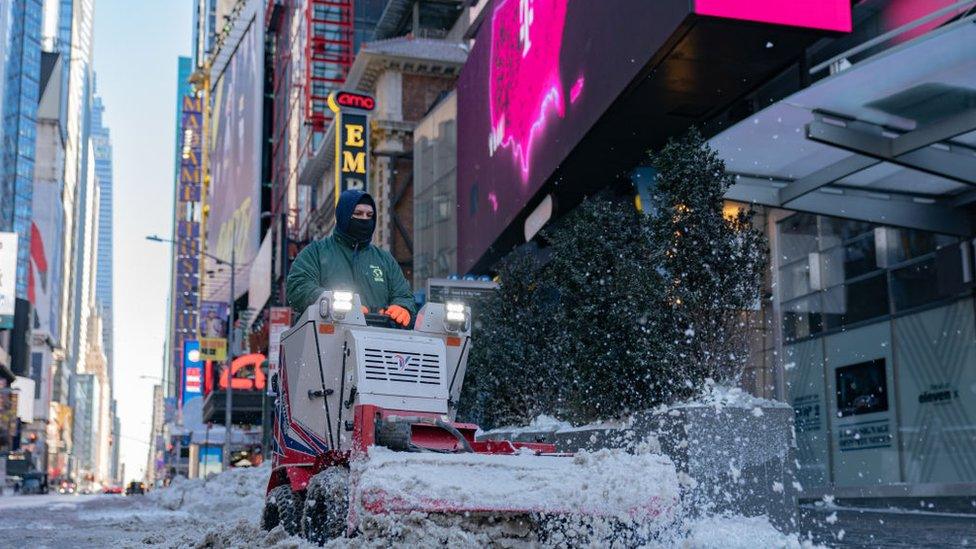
363 348 442 385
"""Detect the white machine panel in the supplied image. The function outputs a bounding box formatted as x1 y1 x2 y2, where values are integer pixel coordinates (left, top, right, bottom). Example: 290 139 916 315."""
349 330 449 408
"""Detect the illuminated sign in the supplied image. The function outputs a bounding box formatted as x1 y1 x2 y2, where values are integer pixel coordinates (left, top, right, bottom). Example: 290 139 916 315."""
457 0 849 273
694 0 851 32
199 337 228 361
329 91 373 203
334 91 375 111
183 340 203 401
220 353 267 391
173 93 203 403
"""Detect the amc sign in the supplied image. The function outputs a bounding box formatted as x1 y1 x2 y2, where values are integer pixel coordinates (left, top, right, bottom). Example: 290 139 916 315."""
334 91 375 111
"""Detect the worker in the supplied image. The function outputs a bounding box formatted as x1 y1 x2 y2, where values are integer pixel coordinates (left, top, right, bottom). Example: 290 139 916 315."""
286 189 416 326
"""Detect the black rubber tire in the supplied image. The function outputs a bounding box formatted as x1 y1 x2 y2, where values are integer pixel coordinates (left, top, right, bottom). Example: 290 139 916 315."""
260 496 279 531
266 485 304 535
302 467 350 545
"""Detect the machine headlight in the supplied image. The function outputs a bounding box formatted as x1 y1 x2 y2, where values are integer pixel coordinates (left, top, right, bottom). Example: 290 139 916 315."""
445 302 466 323
319 296 331 318
332 291 354 313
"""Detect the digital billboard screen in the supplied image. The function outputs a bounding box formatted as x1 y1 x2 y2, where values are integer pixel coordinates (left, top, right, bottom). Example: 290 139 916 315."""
456 0 690 272
207 16 264 300
456 0 850 272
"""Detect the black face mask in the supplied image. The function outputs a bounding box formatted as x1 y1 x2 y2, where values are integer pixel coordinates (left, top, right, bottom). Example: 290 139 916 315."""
345 217 375 245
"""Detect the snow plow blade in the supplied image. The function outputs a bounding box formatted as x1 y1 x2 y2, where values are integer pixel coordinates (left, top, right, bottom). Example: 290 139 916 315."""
350 447 681 544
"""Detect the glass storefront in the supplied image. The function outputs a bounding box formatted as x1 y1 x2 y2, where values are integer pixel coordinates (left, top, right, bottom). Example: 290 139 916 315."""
777 214 976 490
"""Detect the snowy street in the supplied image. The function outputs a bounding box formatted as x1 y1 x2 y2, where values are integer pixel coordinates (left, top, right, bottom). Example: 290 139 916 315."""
0 464 832 548
3 473 975 549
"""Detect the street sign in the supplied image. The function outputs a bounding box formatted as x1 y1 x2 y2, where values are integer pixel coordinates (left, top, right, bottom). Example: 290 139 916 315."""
199 337 228 361
268 307 291 395
0 232 17 328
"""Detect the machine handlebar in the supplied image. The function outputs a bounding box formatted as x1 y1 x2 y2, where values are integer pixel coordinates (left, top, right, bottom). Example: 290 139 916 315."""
364 312 398 328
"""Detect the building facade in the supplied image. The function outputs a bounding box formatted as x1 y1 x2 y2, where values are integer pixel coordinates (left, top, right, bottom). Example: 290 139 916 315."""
0 0 42 301
91 92 112 384
450 0 976 504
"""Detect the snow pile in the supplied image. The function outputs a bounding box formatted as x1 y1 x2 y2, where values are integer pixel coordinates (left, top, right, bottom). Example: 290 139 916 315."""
673 378 788 410
483 414 573 435
149 463 269 518
678 515 822 549
352 445 680 520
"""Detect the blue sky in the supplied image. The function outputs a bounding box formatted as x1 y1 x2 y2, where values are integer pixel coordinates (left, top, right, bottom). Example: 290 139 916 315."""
92 0 192 481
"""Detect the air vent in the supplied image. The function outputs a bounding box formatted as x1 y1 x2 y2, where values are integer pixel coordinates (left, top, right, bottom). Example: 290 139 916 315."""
363 348 442 385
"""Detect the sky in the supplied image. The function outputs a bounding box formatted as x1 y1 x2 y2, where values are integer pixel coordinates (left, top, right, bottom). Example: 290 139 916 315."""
92 0 192 481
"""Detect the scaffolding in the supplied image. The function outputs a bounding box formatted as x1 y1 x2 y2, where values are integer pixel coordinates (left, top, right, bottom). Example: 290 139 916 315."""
305 0 355 130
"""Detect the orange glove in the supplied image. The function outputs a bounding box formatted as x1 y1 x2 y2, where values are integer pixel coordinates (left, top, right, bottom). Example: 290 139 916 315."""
360 305 369 314
382 304 411 327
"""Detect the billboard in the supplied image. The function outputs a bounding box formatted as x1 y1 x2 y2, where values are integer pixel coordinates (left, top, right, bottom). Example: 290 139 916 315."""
29 174 65 341
456 0 850 272
199 301 228 338
0 232 17 328
207 16 263 300
457 0 688 272
183 340 204 402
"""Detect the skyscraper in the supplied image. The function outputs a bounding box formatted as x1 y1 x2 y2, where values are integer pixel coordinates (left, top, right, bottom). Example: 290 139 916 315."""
0 0 42 301
92 92 112 379
163 56 194 399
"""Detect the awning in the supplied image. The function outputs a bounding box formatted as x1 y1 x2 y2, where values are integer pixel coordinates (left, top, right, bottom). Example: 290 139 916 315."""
712 14 976 236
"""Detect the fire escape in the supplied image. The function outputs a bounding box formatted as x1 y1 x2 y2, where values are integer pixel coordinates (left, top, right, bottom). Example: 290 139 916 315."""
305 0 354 130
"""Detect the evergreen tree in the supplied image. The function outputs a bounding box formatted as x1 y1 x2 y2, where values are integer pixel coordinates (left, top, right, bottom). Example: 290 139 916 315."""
461 128 767 428
459 249 561 428
647 128 766 386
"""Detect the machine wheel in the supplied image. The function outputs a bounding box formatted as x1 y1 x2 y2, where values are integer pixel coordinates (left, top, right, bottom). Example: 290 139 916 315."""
264 485 304 535
302 467 350 545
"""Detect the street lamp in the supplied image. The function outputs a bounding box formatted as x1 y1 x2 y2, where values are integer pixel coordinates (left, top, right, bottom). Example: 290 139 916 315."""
146 232 237 471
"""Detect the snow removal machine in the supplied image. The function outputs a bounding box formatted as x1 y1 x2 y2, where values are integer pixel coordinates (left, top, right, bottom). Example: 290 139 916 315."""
263 290 680 545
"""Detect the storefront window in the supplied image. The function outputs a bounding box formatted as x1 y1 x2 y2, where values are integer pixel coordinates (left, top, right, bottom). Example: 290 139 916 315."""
823 273 889 329
783 294 823 341
882 228 957 266
820 217 875 250
778 213 818 265
891 245 966 312
842 233 880 279
780 258 814 301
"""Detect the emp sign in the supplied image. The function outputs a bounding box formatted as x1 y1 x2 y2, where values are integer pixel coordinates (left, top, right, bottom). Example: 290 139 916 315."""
329 91 374 203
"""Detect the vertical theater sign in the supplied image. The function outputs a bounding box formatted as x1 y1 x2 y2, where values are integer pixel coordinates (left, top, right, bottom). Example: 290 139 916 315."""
328 91 375 202
173 94 202 403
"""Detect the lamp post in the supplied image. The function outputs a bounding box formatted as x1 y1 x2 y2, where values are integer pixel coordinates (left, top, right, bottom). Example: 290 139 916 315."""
146 233 236 471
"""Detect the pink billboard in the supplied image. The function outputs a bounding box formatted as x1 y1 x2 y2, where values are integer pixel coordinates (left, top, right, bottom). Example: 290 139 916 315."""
456 0 850 273
694 0 851 32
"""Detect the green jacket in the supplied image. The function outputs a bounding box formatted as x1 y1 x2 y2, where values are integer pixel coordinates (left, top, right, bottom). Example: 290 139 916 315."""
286 232 416 317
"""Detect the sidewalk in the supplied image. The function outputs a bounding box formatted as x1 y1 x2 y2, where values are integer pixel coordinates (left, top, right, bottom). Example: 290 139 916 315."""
800 506 975 548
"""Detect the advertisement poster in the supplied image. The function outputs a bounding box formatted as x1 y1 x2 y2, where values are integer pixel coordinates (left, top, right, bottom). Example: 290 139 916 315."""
207 15 263 301
199 301 229 338
0 232 18 328
267 307 291 395
199 338 228 361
